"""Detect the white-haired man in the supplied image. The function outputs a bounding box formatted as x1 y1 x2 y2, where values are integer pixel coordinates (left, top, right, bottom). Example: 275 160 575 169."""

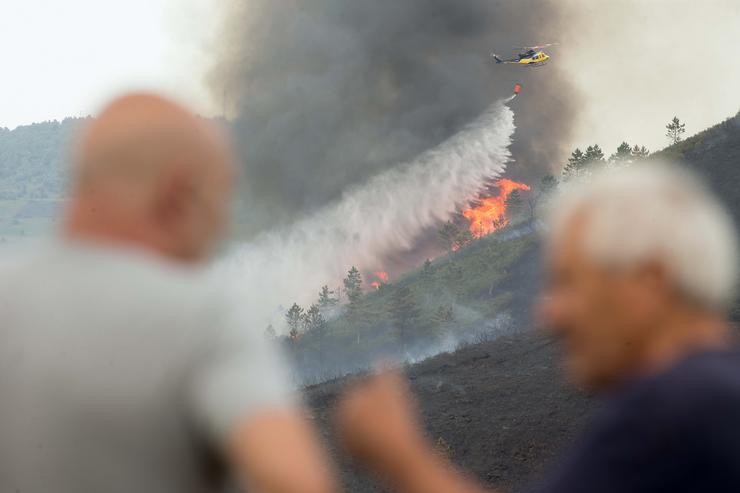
335 163 740 493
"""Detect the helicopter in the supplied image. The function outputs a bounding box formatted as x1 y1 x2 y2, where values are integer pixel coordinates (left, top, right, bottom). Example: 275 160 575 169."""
491 43 557 67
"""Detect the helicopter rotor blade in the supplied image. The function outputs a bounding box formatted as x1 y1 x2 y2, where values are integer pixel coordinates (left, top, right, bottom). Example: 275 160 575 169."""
516 42 558 50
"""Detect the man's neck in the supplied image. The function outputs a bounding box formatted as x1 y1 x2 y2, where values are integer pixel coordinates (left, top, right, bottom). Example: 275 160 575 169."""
62 204 176 263
637 308 731 377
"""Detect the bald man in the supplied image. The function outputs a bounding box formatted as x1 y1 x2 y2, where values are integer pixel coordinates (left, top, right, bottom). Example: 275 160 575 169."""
0 94 336 493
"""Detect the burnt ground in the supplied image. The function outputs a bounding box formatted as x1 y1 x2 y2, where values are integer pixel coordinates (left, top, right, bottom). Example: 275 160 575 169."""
306 329 598 492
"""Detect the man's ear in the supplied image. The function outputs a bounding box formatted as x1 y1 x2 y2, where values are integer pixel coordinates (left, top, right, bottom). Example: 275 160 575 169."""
643 262 672 295
153 168 194 232
632 262 673 313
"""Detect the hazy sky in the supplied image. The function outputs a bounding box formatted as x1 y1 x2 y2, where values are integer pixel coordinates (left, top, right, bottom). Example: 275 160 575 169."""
0 0 218 129
1 0 739 159
560 0 740 156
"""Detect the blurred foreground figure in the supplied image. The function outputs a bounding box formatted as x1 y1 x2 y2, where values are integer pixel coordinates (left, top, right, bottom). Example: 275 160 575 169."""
336 164 740 493
0 93 335 493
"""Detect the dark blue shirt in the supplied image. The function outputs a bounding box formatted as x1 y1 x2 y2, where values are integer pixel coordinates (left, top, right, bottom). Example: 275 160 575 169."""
532 349 740 493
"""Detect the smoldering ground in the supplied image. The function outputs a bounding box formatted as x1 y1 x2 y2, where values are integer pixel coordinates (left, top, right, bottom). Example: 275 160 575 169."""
210 0 577 235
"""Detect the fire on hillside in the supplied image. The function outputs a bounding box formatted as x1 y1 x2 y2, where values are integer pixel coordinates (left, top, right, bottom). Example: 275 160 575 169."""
463 179 530 237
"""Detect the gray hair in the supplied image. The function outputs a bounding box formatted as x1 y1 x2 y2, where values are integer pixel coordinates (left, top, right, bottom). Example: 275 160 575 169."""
547 162 738 311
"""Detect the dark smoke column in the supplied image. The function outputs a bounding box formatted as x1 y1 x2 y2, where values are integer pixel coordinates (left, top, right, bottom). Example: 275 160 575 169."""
210 0 577 236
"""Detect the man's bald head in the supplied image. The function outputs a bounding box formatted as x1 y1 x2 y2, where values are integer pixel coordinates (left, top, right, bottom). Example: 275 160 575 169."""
65 93 235 263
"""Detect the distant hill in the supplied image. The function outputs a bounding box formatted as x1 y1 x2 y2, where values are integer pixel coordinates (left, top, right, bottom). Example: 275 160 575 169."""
0 119 86 240
0 118 85 200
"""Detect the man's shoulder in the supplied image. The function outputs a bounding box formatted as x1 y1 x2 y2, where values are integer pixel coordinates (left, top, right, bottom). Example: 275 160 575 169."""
615 349 740 426
534 350 740 493
654 349 740 396
667 350 740 409
0 239 222 312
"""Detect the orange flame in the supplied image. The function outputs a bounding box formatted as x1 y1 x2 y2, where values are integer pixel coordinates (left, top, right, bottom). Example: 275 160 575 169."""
462 179 530 237
371 271 389 290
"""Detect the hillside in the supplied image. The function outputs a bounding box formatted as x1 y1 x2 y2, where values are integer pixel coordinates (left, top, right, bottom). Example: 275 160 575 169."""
303 114 740 491
284 226 542 385
286 108 740 383
657 110 740 227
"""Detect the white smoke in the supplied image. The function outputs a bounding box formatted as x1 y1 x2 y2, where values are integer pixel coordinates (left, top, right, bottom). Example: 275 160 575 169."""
219 99 516 332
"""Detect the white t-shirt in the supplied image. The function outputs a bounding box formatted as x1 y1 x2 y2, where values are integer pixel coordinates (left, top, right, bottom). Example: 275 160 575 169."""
0 240 293 493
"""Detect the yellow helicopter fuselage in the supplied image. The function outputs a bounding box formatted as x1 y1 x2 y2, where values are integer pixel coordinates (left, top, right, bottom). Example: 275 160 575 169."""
516 51 550 66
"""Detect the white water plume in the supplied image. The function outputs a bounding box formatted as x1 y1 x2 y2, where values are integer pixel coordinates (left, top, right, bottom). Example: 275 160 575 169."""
221 99 516 332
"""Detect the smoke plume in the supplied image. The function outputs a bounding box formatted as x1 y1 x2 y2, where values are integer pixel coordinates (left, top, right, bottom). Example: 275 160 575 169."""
210 0 576 235
219 100 515 332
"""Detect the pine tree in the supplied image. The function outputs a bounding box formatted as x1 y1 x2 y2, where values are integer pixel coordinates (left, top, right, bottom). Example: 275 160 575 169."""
631 145 649 158
302 304 327 336
562 148 586 178
610 142 632 162
264 324 277 339
422 258 433 279
343 266 363 306
584 144 605 163
432 305 454 326
453 228 474 250
564 146 605 179
540 174 557 193
343 266 364 344
491 215 506 231
438 221 460 253
528 174 558 223
666 116 686 145
390 286 422 350
318 285 337 309
505 189 524 220
285 303 304 340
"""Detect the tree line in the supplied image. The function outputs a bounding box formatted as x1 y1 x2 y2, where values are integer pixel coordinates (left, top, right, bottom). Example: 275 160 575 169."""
276 117 692 339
